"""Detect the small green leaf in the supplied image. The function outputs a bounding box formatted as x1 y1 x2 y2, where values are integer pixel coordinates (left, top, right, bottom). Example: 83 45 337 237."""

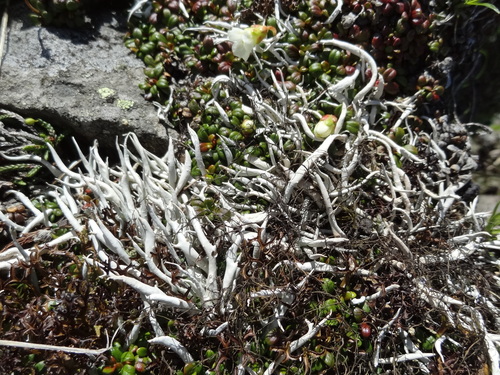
136 347 148 358
403 144 418 155
121 364 136 375
362 302 371 313
101 366 117 374
183 362 203 375
204 349 216 359
34 361 45 372
322 278 336 294
344 291 357 301
464 0 500 14
485 201 500 237
422 335 436 351
111 343 123 362
325 318 339 326
121 351 135 364
323 352 335 367
321 298 339 314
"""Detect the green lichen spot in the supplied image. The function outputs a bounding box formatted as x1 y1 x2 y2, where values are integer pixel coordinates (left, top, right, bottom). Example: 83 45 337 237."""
98 87 116 99
117 99 134 110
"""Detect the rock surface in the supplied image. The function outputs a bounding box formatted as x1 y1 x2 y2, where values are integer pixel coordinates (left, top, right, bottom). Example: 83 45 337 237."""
477 195 500 213
0 1 170 155
471 126 500 195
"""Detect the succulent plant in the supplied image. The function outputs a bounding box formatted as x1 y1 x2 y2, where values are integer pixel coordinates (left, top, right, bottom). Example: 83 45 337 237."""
121 0 463 194
0 115 64 185
24 0 133 27
24 0 87 27
101 342 152 374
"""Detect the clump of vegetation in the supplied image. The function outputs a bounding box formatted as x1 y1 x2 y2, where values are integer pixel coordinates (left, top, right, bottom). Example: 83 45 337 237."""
0 113 65 186
485 201 500 238
2 0 500 374
24 0 87 27
23 0 133 27
0 225 144 374
101 341 153 374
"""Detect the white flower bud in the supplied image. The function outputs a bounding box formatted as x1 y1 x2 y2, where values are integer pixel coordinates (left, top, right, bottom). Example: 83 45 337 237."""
313 115 338 139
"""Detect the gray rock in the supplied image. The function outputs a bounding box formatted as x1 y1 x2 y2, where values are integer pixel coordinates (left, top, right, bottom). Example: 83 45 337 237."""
471 125 500 194
477 195 500 213
0 1 171 155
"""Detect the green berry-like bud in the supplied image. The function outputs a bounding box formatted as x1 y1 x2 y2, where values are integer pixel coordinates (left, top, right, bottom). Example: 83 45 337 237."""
240 119 256 136
25 118 38 126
